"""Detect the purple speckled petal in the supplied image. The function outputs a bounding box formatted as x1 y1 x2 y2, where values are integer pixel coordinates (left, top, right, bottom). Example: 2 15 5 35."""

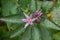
36 17 41 21
32 17 37 22
36 9 42 16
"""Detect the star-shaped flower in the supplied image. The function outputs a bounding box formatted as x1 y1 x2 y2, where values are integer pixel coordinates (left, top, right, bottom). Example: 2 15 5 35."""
21 13 37 28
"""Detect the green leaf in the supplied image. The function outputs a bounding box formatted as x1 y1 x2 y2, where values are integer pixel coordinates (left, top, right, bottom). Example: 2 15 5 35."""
36 1 42 10
40 19 60 30
21 26 31 40
2 0 18 16
10 37 19 40
32 26 40 40
30 0 36 11
10 25 25 38
42 1 53 13
39 26 52 40
51 5 60 26
6 22 12 31
0 14 25 23
53 32 60 40
19 0 30 9
7 20 25 38
7 23 23 30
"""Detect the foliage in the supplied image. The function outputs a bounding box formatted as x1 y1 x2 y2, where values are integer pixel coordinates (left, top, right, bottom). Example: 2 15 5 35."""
0 0 60 40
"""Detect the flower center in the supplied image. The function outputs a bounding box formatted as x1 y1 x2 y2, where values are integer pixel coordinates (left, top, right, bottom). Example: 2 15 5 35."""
26 17 32 23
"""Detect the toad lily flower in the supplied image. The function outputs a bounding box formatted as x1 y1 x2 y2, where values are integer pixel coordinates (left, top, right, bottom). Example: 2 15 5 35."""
21 13 37 29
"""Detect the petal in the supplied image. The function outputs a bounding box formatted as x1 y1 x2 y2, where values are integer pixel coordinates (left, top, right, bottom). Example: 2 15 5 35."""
20 19 26 22
36 9 42 16
32 17 37 22
36 17 41 21
23 12 29 18
30 22 34 26
39 12 42 16
24 23 29 28
30 14 33 18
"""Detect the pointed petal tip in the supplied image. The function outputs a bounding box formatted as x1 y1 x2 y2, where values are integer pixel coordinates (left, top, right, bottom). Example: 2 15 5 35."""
23 12 29 18
24 23 29 29
30 22 34 26
20 19 26 22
